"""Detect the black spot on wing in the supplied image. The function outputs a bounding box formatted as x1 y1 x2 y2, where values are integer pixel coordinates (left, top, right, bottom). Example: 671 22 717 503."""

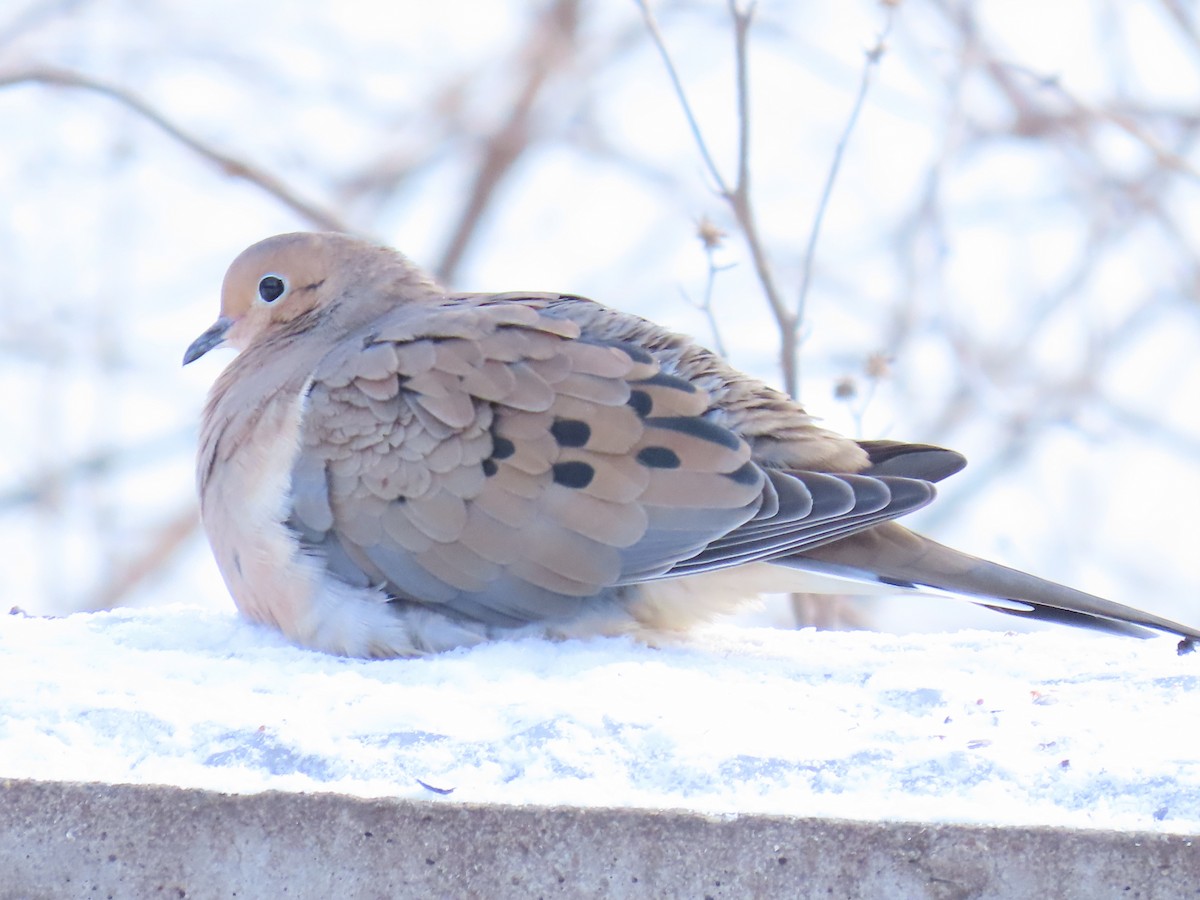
637 446 681 469
550 418 591 448
482 459 498 477
552 461 595 489
724 461 761 485
491 436 515 460
647 415 742 451
627 390 652 418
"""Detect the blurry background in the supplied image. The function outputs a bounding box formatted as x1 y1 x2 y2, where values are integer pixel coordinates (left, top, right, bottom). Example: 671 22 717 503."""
1 0 1197 632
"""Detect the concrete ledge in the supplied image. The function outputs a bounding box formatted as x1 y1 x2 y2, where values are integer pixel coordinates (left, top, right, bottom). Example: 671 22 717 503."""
2 779 1197 899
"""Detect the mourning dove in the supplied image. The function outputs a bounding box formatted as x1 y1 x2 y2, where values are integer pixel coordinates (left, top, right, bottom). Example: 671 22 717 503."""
184 232 1200 658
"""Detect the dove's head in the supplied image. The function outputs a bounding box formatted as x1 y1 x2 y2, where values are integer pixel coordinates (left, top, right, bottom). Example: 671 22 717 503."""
183 232 438 365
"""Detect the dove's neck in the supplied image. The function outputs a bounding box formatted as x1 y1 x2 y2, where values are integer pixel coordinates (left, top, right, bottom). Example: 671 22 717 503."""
327 268 446 335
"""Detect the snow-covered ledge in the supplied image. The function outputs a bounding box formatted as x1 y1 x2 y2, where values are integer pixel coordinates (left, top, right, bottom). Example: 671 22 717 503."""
3 606 1198 896
4 780 1199 898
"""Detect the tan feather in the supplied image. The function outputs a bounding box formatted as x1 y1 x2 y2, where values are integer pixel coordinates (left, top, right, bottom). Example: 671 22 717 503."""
416 541 499 593
541 484 648 548
404 487 468 542
460 505 528 564
554 371 631 406
503 362 556 412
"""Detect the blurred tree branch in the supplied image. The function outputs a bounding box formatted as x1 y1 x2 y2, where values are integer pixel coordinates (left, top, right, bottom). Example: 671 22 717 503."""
0 65 352 232
638 0 893 400
88 506 199 611
637 0 795 392
436 0 581 284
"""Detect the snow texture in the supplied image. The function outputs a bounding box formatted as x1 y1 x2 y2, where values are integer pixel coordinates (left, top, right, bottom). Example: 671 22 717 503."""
2 604 1198 833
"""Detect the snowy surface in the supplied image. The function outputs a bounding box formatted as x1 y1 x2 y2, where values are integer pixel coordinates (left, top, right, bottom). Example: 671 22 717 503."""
3 604 1199 834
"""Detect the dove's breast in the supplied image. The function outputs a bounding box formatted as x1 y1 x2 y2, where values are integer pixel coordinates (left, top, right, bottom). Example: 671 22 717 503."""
197 365 497 657
198 375 320 633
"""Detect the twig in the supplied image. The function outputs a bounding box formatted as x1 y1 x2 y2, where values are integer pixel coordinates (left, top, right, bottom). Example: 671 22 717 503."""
795 9 895 346
723 0 799 394
697 245 733 358
634 0 732 196
637 0 794 390
1157 0 1200 59
998 60 1200 182
839 353 890 438
87 505 201 610
0 65 351 232
639 1 894 399
679 217 734 357
434 0 580 284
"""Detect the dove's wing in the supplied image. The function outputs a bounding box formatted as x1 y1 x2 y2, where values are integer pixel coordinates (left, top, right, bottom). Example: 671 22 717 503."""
286 297 934 628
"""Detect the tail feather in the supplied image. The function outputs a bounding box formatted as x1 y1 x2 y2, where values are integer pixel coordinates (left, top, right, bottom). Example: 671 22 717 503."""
785 522 1200 644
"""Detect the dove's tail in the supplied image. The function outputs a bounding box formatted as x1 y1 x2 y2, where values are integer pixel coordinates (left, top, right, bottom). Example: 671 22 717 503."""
779 522 1200 646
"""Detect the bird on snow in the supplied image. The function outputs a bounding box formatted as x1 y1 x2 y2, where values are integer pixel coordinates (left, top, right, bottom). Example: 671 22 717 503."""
184 231 1200 657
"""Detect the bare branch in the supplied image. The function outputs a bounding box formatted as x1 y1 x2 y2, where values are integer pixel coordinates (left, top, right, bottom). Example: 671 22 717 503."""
87 505 201 611
0 65 352 232
795 9 894 344
833 351 892 438
1157 0 1200 59
730 0 755 199
995 60 1200 182
639 2 896 399
722 0 797 393
634 0 732 195
434 0 581 284
638 0 794 391
679 216 733 356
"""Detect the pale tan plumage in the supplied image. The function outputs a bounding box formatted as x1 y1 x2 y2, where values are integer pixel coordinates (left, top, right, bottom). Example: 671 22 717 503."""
184 232 1200 657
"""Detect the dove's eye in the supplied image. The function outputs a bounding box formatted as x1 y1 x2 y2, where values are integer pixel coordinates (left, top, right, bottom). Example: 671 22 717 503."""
258 275 287 303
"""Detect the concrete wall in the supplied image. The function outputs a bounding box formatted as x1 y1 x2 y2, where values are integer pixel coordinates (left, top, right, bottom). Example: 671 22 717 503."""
2 778 1197 899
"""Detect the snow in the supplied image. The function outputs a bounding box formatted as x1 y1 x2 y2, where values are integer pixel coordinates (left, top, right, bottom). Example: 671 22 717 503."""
3 605 1199 833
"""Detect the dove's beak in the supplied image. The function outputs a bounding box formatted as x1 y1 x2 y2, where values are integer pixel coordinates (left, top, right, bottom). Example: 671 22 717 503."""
183 317 233 365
